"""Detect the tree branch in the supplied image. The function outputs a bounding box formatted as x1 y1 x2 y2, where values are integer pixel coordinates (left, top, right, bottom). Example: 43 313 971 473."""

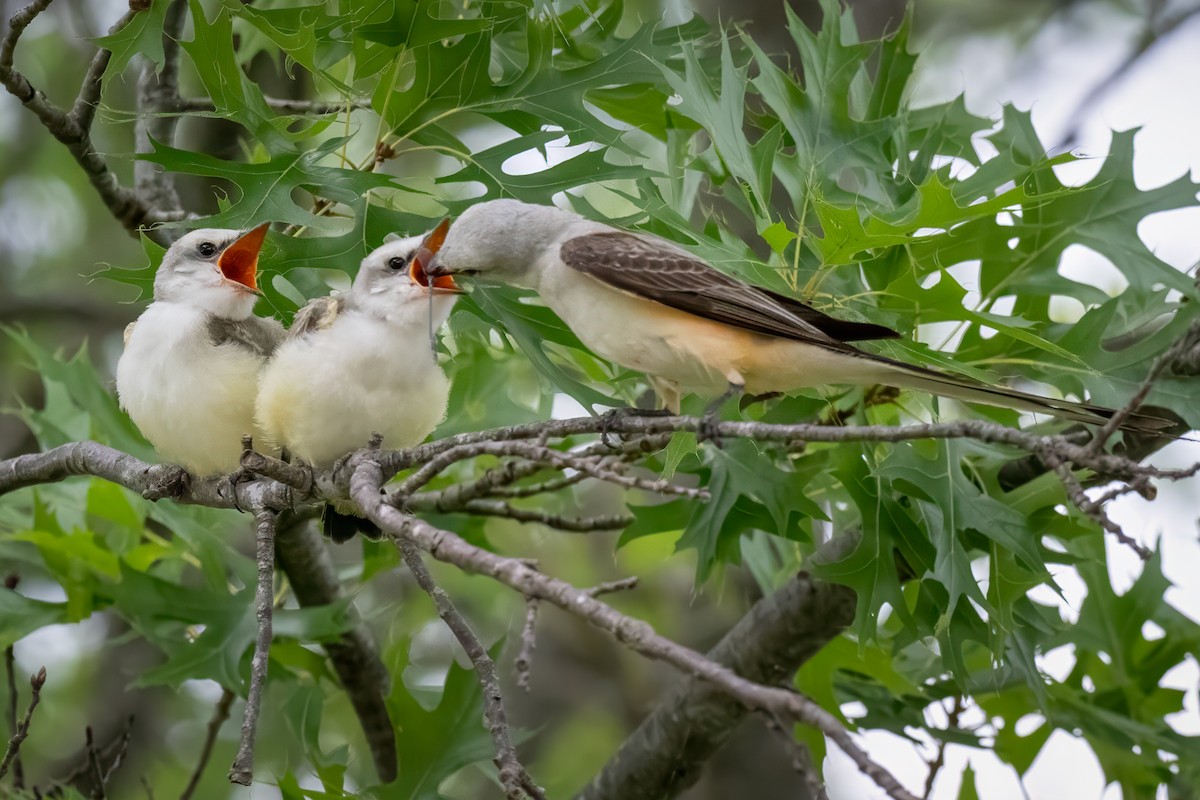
134 0 188 228
350 460 920 800
228 508 277 786
4 574 24 789
180 688 234 800
405 495 634 532
396 536 545 800
0 0 171 237
272 514 397 783
578 539 857 800
173 95 367 115
0 666 46 781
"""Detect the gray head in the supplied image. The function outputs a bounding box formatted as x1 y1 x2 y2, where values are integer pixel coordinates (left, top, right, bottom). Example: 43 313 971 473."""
153 224 269 320
353 235 460 327
425 199 579 289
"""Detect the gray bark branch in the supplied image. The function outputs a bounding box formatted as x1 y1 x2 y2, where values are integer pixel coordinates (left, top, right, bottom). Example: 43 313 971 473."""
227 508 277 786
577 539 857 800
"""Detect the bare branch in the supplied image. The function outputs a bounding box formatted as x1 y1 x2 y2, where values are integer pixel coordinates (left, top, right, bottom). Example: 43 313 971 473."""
135 0 188 225
922 696 964 800
396 536 544 800
173 95 367 114
0 0 169 236
761 712 829 800
1046 454 1154 559
580 540 856 800
4 575 23 789
85 726 106 800
582 576 640 598
71 9 138 134
390 440 708 503
0 666 45 782
350 460 920 800
180 688 234 800
273 514 397 783
406 495 634 532
228 508 277 786
1088 319 1200 452
515 598 539 693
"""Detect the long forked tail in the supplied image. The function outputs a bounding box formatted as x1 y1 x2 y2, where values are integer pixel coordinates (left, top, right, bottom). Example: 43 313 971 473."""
864 354 1172 433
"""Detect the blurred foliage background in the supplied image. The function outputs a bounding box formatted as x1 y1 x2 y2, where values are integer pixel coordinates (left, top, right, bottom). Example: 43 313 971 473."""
1 0 1199 798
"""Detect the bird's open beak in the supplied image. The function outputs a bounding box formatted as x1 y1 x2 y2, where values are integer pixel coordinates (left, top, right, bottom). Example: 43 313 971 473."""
217 222 269 293
410 218 461 294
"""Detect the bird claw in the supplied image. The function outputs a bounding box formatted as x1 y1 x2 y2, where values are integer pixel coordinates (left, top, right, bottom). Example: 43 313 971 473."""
143 465 190 501
696 412 725 449
224 467 255 512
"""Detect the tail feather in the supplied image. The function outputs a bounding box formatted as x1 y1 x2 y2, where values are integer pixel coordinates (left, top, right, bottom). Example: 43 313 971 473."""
865 354 1172 433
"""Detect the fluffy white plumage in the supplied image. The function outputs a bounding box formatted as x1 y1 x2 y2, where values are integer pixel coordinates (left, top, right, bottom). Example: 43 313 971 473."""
256 236 457 467
116 227 283 476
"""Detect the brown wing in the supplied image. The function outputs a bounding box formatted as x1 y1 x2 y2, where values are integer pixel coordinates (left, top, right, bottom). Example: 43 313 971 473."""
286 296 346 341
559 232 899 344
206 314 285 357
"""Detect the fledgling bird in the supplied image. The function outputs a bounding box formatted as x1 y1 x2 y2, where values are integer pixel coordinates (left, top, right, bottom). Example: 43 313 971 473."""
255 232 461 542
117 224 284 476
424 199 1164 430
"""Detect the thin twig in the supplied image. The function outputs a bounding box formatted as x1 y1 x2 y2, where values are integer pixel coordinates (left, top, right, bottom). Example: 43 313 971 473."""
173 96 368 114
0 666 45 782
1046 454 1151 559
395 536 545 800
180 688 234 800
583 577 640 598
101 716 134 787
391 440 708 503
1088 319 1200 452
406 496 634 532
85 727 105 800
515 598 539 693
228 509 278 786
761 712 829 800
4 574 23 789
921 696 964 799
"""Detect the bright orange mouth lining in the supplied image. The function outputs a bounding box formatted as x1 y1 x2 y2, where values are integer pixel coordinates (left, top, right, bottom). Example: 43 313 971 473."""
409 218 458 291
217 223 269 291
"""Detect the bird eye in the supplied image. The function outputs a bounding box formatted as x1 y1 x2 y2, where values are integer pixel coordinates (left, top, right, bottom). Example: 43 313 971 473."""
197 242 217 258
387 256 409 271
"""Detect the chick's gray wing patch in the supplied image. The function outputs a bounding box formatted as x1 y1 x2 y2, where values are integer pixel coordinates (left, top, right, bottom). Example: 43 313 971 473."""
206 313 286 357
284 296 346 342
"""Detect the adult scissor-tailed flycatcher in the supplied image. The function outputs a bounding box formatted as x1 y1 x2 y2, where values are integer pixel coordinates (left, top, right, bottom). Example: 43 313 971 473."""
117 224 283 476
423 199 1161 430
256 232 460 541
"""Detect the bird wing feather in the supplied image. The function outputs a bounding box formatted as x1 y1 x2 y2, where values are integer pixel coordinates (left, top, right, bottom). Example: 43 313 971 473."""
206 313 286 357
286 295 346 341
558 232 899 345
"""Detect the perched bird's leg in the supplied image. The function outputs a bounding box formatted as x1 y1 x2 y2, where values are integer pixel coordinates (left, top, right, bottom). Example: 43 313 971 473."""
739 391 783 411
698 382 745 448
223 435 261 512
